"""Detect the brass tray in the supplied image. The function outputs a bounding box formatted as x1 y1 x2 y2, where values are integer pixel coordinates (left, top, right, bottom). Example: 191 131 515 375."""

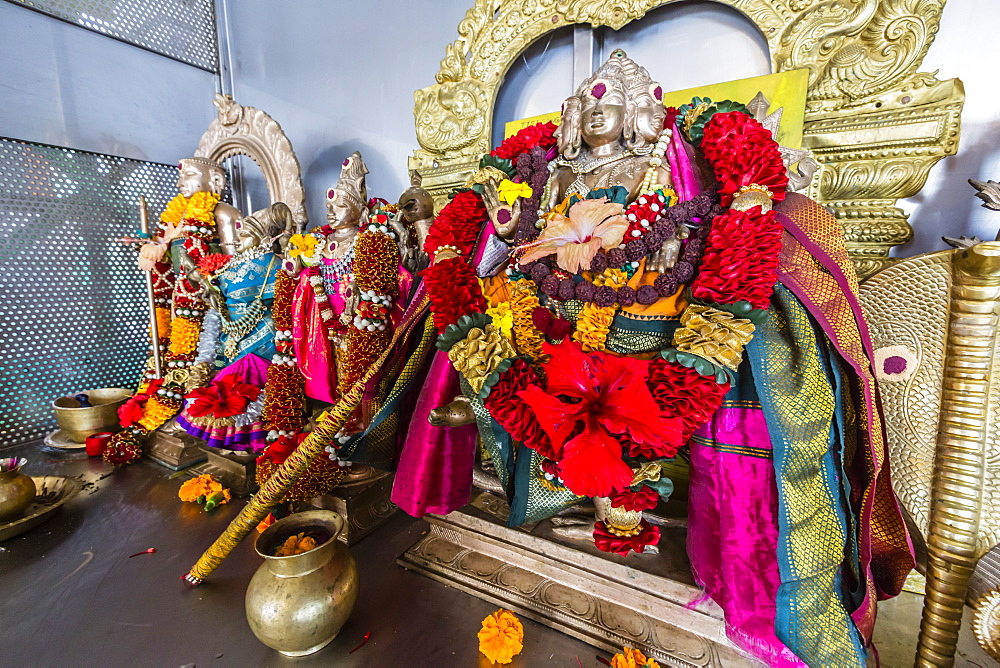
40 429 87 451
0 476 82 542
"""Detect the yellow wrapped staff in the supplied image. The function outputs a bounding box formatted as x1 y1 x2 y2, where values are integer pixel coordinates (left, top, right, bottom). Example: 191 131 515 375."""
184 298 429 584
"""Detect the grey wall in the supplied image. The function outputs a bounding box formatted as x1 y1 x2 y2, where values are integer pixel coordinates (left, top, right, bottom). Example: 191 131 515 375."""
0 1 217 164
2 0 998 255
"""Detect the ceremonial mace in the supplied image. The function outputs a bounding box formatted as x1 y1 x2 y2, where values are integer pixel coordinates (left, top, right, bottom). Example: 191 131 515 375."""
139 196 163 378
184 295 433 584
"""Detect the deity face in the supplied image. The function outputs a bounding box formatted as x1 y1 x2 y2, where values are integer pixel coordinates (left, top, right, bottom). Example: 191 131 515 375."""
398 188 433 224
233 218 260 253
176 160 220 198
326 189 361 231
635 101 666 145
580 89 627 150
218 217 239 255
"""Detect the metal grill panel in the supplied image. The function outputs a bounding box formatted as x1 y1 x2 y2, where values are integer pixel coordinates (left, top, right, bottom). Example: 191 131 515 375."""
0 137 179 447
10 0 218 71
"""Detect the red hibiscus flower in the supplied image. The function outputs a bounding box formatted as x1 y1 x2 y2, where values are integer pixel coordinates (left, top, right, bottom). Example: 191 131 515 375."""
518 340 684 498
185 374 261 418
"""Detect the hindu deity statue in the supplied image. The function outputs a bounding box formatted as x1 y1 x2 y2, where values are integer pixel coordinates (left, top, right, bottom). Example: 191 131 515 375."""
108 158 246 464
392 172 435 274
396 49 915 667
174 203 292 452
290 152 412 432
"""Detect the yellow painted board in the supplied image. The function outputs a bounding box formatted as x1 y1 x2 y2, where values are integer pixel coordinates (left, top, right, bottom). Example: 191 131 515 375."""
504 69 808 149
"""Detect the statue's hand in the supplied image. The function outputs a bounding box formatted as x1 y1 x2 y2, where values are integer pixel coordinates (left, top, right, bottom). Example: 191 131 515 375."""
340 279 360 325
481 179 521 242
138 241 167 272
647 236 681 274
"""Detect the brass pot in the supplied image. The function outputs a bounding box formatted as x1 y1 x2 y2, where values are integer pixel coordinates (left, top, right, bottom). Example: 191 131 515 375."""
0 458 37 523
246 510 359 656
53 388 132 443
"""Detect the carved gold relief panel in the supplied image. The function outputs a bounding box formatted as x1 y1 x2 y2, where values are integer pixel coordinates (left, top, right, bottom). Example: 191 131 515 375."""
411 0 964 277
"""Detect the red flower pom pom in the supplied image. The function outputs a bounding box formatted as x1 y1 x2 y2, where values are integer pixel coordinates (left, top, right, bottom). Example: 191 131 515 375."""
690 208 783 310
491 122 558 161
593 519 661 556
422 257 488 333
609 485 660 512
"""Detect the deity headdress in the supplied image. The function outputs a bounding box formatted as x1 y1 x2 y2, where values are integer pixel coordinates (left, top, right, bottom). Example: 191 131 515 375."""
556 49 664 157
327 151 369 216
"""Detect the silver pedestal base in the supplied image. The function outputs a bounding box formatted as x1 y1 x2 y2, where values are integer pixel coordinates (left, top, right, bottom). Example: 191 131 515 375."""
145 429 206 471
304 469 399 546
399 492 755 667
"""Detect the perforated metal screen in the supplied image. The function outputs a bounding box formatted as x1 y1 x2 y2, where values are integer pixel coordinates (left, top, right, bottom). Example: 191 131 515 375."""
0 137 179 446
10 0 218 71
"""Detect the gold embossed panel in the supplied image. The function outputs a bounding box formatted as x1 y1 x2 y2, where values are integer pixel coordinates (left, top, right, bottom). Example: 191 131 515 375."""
860 251 1000 557
412 0 965 276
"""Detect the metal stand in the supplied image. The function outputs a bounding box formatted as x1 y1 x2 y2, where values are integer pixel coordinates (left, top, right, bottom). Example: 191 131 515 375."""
302 467 399 546
399 492 752 667
190 447 258 497
145 430 206 471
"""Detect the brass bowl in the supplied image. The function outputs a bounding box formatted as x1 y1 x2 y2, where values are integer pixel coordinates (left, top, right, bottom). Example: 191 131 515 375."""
52 388 132 443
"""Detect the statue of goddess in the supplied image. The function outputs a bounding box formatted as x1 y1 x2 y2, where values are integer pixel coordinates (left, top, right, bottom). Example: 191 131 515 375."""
175 204 292 452
408 49 915 667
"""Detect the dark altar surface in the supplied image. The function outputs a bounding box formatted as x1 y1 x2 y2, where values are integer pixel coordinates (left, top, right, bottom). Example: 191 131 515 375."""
0 441 988 666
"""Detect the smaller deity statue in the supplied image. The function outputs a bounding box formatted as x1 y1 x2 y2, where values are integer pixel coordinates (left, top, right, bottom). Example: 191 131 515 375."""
175 203 292 452
291 152 412 414
393 172 436 274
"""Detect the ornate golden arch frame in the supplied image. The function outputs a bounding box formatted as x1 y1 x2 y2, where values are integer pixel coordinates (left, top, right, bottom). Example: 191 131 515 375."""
410 0 965 276
195 94 308 233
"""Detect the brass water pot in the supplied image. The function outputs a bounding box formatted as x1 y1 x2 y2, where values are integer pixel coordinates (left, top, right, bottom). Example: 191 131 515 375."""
0 458 36 522
53 388 132 443
246 510 359 656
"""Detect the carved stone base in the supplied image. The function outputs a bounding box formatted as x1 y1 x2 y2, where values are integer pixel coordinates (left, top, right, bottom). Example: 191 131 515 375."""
399 492 752 666
302 468 399 546
144 429 207 471
190 447 258 497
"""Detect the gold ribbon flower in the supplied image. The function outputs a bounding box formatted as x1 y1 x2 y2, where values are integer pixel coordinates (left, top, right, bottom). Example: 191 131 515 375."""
448 324 517 394
673 304 755 371
496 179 533 205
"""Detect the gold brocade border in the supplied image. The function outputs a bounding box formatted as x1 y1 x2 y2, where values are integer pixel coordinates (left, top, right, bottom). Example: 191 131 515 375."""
410 0 964 276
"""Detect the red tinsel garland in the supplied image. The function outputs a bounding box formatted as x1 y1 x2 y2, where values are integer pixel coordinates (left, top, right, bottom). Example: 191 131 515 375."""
690 207 783 310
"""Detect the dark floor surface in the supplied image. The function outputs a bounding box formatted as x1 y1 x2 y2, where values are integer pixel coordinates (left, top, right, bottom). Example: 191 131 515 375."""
0 443 601 667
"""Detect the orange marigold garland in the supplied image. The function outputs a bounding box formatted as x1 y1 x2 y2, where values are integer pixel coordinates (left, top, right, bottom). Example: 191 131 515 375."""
508 279 546 361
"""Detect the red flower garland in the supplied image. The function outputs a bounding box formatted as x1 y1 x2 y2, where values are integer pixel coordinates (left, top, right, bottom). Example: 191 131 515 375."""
423 190 487 257
483 359 555 459
700 111 787 207
423 257 487 333
690 207 783 309
490 121 557 161
609 485 660 512
646 358 730 442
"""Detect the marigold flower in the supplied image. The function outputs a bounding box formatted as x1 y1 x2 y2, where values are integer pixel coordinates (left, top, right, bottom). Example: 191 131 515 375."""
274 532 318 557
477 609 524 665
287 233 319 260
178 474 231 507
486 301 514 341
610 646 660 668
